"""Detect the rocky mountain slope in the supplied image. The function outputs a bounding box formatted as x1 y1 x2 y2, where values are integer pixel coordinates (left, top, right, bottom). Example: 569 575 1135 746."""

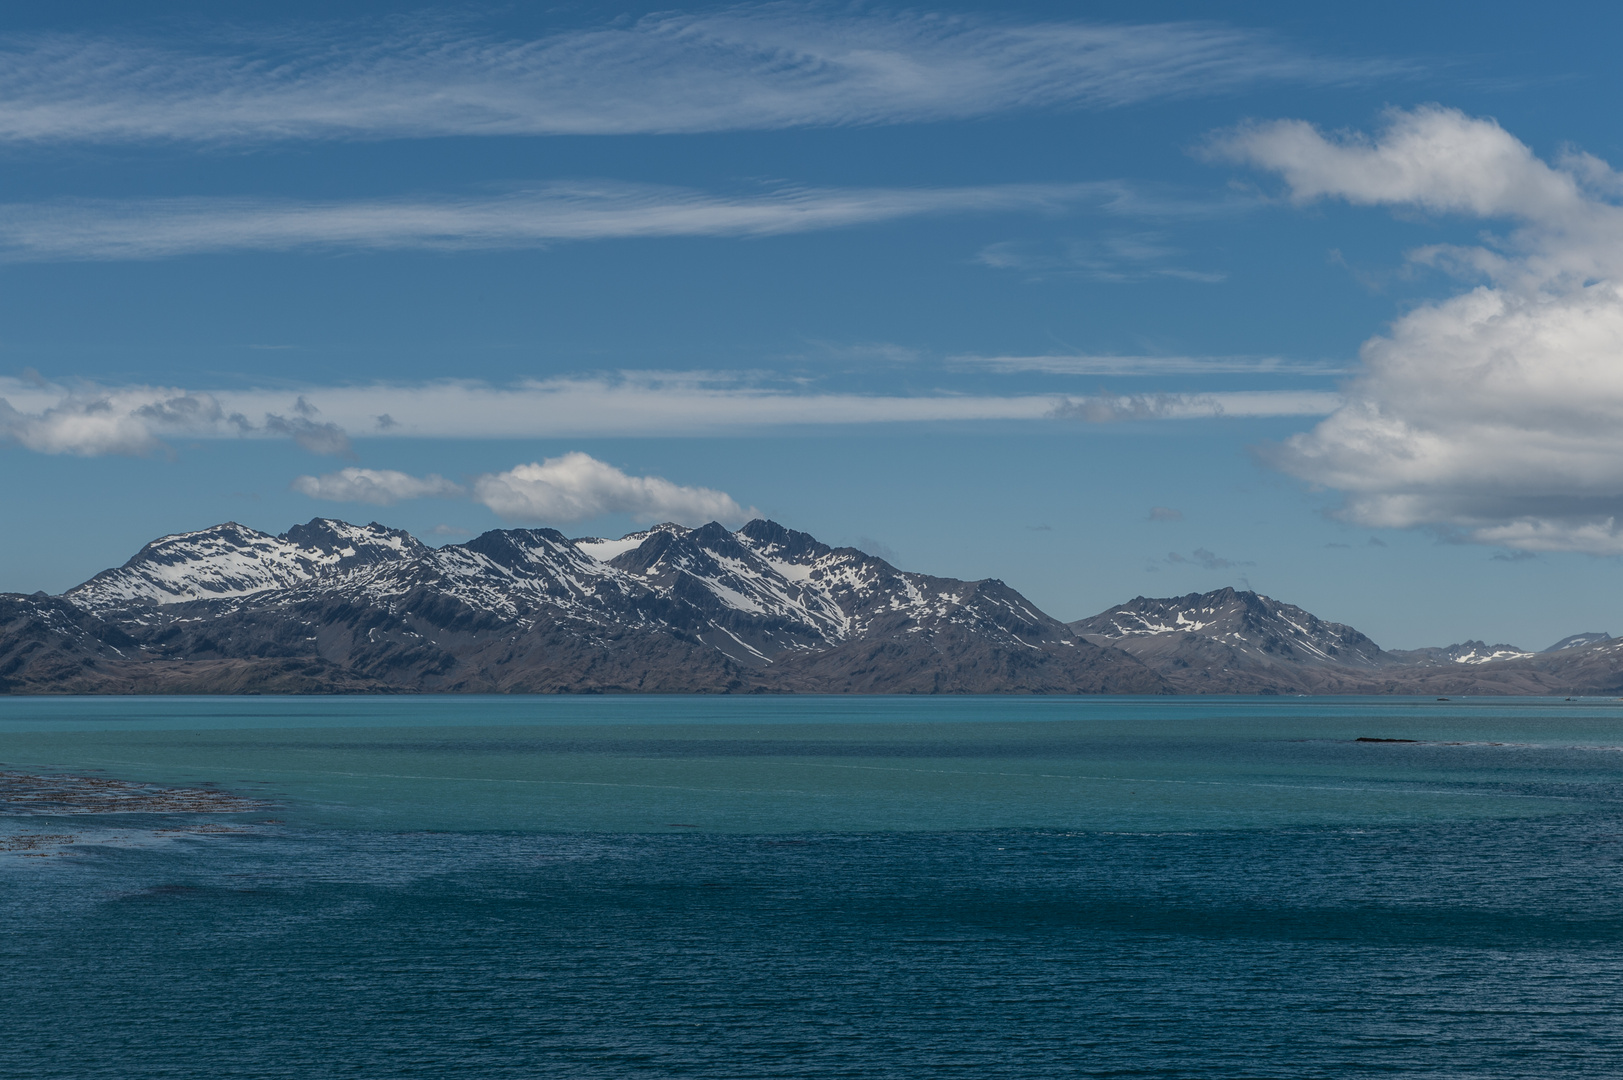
3 518 1166 695
1072 587 1623 695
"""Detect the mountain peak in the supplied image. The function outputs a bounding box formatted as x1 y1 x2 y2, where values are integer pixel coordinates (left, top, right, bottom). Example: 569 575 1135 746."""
1544 631 1612 652
66 517 425 613
1071 586 1385 678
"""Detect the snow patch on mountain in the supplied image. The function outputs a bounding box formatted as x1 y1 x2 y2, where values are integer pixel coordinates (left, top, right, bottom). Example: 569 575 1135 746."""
1442 642 1537 665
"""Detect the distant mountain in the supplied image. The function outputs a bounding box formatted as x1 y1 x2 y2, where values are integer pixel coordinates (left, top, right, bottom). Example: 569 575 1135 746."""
1070 587 1385 693
3 518 1165 695
1384 641 1535 666
1071 587 1623 695
1545 632 1612 652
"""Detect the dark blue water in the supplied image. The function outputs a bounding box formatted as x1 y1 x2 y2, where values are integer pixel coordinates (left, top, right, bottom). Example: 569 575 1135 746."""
5 696 1623 1077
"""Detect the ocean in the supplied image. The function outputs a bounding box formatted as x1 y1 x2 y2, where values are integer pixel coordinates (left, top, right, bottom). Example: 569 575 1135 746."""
4 695 1622 1077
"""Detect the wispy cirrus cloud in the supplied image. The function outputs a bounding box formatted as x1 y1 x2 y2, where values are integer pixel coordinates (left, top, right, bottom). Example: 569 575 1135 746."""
0 372 1342 456
976 233 1227 283
0 9 1410 145
957 353 1347 376
0 181 1140 261
1051 390 1340 422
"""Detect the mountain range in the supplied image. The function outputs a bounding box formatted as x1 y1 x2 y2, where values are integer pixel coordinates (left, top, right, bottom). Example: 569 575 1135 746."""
0 518 1162 694
2 517 1616 695
1072 588 1618 695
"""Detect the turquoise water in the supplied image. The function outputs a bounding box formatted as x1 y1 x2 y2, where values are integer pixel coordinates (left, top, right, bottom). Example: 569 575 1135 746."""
5 695 1623 1076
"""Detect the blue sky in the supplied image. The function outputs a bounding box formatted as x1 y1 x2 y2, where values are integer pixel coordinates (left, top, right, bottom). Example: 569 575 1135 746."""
4 0 1623 650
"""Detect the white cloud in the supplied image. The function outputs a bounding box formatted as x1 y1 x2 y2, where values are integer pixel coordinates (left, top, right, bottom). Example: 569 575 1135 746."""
0 381 369 457
0 385 225 456
1214 107 1585 220
0 11 1404 144
959 353 1344 376
1219 106 1623 554
473 453 751 526
292 468 462 506
0 181 1146 262
291 455 748 527
976 233 1227 283
0 373 1338 454
1052 391 1340 422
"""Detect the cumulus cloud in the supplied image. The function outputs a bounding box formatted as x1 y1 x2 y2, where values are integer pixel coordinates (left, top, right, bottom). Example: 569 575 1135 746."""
291 454 751 528
0 11 1404 144
472 453 751 526
0 181 1140 262
1217 106 1623 554
292 468 462 506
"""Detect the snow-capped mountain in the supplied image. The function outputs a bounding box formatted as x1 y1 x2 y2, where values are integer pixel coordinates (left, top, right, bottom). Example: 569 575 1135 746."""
68 519 427 611
10 517 1162 695
1069 587 1385 691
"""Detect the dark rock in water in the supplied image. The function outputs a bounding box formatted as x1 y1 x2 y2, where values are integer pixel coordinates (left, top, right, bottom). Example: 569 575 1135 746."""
0 770 266 814
1355 737 1419 743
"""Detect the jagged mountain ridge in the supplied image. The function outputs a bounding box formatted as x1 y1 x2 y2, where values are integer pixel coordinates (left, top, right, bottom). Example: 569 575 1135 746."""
5 517 1164 695
70 518 1080 664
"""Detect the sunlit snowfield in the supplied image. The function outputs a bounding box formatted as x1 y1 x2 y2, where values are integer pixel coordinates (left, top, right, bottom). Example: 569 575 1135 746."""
5 695 1623 1077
